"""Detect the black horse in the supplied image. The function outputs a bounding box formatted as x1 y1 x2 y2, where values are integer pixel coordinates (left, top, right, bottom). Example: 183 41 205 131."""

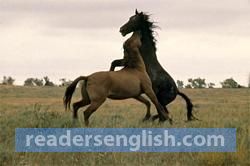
110 10 197 121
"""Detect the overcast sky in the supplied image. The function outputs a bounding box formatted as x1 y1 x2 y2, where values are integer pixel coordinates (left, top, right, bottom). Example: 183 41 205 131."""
1 0 250 86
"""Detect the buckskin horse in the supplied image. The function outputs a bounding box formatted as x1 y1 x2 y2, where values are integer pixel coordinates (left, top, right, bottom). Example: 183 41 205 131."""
64 30 171 126
110 10 197 121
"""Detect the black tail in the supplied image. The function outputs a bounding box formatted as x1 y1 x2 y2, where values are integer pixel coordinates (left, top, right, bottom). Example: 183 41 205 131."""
177 91 197 121
63 76 88 111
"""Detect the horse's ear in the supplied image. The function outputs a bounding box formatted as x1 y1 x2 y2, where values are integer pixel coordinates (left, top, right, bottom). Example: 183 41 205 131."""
135 9 139 15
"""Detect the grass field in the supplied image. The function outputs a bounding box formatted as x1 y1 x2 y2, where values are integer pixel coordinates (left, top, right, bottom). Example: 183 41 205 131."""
0 85 249 165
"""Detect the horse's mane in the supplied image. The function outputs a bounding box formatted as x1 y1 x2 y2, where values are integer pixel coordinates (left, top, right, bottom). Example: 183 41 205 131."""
123 13 158 69
141 13 158 52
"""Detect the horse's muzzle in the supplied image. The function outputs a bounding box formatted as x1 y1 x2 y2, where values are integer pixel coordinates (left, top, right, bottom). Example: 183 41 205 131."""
119 28 126 36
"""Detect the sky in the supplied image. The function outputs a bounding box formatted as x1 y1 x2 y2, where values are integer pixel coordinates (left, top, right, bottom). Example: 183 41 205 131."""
0 0 250 86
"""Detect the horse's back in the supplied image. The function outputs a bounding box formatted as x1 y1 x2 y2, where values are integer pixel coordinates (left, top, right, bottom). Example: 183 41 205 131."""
87 71 111 89
88 71 109 81
109 70 141 86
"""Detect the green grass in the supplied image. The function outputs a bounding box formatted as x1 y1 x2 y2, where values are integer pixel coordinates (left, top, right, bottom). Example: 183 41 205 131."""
0 85 249 165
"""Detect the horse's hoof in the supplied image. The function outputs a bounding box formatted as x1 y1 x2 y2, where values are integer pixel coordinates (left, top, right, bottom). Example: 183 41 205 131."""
158 115 173 124
168 118 173 125
187 115 200 122
142 114 151 122
84 121 89 126
151 114 159 121
158 117 167 123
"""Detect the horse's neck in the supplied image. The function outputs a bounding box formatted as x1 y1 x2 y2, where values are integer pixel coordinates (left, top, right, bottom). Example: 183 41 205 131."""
126 31 141 45
135 52 146 72
124 32 146 72
132 31 141 39
141 30 159 65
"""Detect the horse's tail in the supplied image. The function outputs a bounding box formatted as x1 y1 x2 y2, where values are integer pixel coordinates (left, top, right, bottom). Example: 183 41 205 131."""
63 76 88 111
177 91 197 120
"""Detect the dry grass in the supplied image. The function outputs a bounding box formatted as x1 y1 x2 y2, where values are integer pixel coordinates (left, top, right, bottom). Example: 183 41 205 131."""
0 85 249 165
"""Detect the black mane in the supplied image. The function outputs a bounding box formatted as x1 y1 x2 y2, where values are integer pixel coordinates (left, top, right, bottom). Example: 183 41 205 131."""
141 13 158 52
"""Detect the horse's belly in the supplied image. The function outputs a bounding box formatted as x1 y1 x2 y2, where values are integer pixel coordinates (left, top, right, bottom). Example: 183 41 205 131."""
108 80 141 99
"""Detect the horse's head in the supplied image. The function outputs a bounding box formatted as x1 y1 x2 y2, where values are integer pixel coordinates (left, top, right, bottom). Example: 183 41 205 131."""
120 9 145 36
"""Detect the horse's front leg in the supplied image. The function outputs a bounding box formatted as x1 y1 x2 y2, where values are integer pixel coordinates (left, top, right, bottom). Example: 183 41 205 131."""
109 59 126 71
134 96 151 121
142 83 172 124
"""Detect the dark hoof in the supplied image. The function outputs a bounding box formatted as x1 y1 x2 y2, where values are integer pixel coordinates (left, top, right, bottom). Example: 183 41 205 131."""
169 118 173 125
152 114 172 124
187 115 200 122
158 117 167 122
158 118 173 125
142 115 151 122
151 114 159 121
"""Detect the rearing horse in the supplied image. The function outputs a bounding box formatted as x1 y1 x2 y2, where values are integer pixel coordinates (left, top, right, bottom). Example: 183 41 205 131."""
64 30 171 126
110 10 197 121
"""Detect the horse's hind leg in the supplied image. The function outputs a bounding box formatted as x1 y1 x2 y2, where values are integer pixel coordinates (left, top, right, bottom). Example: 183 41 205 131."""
134 96 151 121
152 92 176 121
83 99 106 126
143 89 169 122
73 99 90 119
